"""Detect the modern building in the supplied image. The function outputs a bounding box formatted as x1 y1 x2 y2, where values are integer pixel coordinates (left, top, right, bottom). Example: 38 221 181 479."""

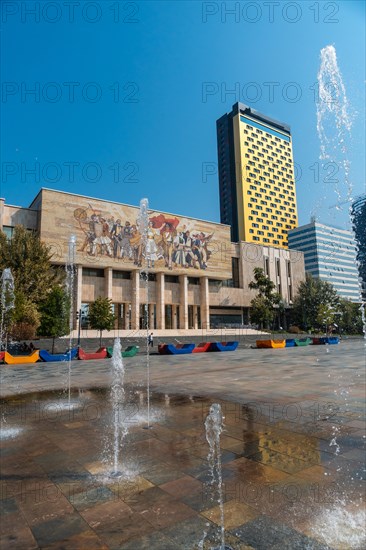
0 188 305 331
351 194 366 299
288 221 361 302
217 102 298 247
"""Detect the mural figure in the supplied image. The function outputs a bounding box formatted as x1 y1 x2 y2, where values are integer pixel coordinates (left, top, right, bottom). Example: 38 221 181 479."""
159 222 176 270
120 221 132 259
130 224 142 267
145 221 158 269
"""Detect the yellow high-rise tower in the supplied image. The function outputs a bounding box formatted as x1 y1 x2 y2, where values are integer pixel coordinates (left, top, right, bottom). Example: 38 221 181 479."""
217 103 298 248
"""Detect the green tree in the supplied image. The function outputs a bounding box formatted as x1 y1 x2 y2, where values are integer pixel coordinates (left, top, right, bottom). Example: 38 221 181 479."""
38 286 71 353
316 304 335 334
10 291 41 341
88 297 115 346
337 298 363 335
291 274 339 330
0 226 64 340
249 267 281 329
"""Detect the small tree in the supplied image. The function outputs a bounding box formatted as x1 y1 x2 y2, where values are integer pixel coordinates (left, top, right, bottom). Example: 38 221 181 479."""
10 291 40 342
337 299 363 335
316 304 335 334
249 267 281 329
291 274 339 330
38 286 71 353
88 297 115 346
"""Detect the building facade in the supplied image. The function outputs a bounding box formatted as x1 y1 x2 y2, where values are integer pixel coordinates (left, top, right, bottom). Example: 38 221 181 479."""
288 221 361 302
351 194 366 299
1 189 305 330
217 102 298 247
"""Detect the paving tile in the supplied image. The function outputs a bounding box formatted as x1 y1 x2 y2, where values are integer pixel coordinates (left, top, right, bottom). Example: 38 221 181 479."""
231 515 332 549
30 512 91 547
0 526 38 549
80 498 132 528
200 499 258 529
159 475 203 497
69 485 116 511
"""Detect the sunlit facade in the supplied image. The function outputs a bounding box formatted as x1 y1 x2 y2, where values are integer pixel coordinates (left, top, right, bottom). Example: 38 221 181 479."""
217 102 298 247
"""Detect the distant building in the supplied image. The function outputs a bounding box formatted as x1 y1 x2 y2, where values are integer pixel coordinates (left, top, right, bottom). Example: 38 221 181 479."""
351 194 366 299
0 188 305 331
216 102 298 247
288 221 361 302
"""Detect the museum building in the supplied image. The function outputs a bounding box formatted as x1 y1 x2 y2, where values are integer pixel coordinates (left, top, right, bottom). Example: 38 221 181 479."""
0 188 305 330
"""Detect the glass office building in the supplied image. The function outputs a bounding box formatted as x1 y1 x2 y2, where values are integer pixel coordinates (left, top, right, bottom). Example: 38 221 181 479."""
288 221 361 302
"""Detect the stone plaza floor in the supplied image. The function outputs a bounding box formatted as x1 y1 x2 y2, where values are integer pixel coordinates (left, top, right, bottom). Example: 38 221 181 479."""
0 340 365 549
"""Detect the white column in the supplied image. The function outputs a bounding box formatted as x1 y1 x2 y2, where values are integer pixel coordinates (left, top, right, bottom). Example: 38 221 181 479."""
156 272 165 330
104 267 113 299
172 304 177 329
200 276 210 330
179 274 188 330
193 305 198 329
131 271 140 330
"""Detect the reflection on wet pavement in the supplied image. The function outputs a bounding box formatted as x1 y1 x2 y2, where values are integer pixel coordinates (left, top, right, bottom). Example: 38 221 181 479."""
1 384 365 550
1 340 365 549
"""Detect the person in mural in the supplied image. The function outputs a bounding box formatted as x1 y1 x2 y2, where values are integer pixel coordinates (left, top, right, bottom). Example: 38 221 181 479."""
91 215 113 256
130 224 142 267
198 231 214 269
172 228 186 268
160 222 175 270
80 214 98 254
145 221 158 268
120 221 133 259
182 230 196 268
111 219 123 258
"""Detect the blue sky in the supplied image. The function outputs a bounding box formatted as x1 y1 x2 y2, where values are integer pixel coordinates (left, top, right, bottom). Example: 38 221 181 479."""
1 0 365 230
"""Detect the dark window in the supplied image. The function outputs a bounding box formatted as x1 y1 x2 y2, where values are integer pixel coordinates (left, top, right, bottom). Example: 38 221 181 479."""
113 271 131 280
165 275 179 283
83 268 104 278
231 257 240 288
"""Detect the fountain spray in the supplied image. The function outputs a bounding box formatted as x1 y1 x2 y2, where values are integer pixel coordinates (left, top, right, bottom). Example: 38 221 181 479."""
66 235 76 406
137 198 152 429
110 337 128 476
204 403 232 550
0 269 15 352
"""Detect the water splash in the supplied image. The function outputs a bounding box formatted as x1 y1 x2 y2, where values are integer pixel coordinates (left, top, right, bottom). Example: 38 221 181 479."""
311 505 366 549
110 338 128 475
314 45 353 216
0 268 15 350
204 403 229 550
137 198 152 429
66 235 76 405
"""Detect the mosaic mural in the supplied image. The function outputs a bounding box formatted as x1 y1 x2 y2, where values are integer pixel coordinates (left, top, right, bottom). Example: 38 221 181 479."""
39 190 232 278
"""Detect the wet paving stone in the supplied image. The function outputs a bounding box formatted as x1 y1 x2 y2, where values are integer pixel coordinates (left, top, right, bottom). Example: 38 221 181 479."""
0 340 364 548
231 515 334 550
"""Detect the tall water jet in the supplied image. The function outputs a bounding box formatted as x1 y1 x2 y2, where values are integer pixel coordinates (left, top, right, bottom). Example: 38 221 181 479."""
316 48 366 337
204 403 232 550
315 45 353 215
66 235 76 405
137 198 152 429
0 269 15 351
110 337 128 476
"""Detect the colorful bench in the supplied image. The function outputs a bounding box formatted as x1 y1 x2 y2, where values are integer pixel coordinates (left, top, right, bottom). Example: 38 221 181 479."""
78 347 107 360
39 348 78 362
192 342 211 353
158 343 195 355
208 341 239 352
256 340 286 349
295 338 312 346
4 350 40 364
